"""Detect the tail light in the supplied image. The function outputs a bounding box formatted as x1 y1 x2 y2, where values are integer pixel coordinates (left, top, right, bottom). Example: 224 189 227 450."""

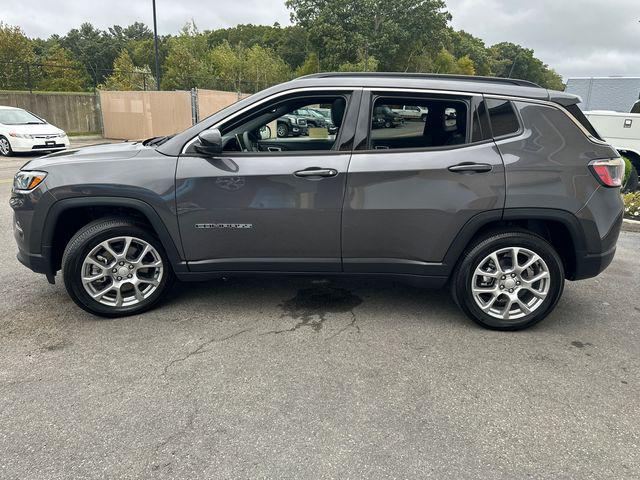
588 158 624 188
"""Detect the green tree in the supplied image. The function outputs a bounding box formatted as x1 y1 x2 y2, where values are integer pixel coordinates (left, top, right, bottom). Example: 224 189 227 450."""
489 42 563 89
207 41 291 93
338 54 379 72
286 0 450 71
294 52 321 77
455 55 476 76
244 44 291 91
0 23 36 89
60 23 119 85
37 44 90 91
101 50 154 90
161 22 209 90
448 30 491 75
433 48 456 73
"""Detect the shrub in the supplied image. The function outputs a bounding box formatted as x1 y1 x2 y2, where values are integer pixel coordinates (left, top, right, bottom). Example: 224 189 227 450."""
623 192 640 220
623 155 632 186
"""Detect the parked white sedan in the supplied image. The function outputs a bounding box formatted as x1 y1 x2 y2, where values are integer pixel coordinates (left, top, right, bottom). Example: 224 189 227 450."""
0 106 69 156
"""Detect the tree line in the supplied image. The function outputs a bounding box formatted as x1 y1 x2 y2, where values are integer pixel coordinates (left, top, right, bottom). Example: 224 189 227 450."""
0 0 565 93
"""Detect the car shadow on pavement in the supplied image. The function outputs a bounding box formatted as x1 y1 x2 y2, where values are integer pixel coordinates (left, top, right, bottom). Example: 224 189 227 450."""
165 276 473 331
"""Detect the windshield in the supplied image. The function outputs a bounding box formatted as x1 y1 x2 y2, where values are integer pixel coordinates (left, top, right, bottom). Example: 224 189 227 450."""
0 109 44 125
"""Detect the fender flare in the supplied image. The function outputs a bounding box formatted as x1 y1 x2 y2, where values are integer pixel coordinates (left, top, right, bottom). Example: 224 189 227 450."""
441 208 588 277
41 196 186 273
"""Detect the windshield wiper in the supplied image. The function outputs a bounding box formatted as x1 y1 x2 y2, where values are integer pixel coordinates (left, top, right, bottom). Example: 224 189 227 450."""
147 134 174 146
143 135 167 146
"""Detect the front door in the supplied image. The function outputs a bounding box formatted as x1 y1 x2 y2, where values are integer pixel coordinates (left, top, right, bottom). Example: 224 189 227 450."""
176 90 359 273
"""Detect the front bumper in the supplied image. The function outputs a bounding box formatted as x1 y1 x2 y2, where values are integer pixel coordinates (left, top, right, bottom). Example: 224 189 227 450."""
9 135 69 152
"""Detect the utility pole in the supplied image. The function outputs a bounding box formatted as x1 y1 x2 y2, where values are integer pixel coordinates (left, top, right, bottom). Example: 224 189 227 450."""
152 0 161 90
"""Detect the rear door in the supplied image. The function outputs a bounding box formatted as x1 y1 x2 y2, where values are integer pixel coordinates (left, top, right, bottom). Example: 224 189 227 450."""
342 90 506 277
176 89 360 273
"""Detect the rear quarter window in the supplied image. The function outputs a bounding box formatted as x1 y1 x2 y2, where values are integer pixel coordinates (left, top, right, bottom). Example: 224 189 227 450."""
486 99 520 138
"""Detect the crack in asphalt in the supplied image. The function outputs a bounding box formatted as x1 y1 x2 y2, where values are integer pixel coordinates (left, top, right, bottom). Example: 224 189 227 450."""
162 328 251 376
326 310 360 340
260 313 327 335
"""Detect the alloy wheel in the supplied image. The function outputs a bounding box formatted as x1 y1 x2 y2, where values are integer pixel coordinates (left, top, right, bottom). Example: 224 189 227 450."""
80 236 164 308
0 138 10 155
471 247 551 321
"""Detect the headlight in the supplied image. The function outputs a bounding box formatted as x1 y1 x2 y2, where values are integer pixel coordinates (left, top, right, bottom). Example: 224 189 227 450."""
9 133 34 139
13 171 47 192
58 133 67 138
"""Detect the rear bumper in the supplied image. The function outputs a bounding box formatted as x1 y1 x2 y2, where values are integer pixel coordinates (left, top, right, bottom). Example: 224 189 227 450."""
572 207 623 280
573 243 617 280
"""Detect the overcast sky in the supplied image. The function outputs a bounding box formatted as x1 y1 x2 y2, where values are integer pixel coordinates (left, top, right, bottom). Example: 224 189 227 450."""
4 0 640 80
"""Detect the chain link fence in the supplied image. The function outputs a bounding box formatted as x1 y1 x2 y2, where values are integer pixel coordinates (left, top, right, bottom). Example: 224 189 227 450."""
0 61 281 95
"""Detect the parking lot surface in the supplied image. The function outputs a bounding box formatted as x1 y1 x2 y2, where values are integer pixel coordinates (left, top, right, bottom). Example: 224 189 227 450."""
0 150 639 479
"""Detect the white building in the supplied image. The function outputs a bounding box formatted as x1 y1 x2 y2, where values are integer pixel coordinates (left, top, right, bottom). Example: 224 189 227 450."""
565 77 640 112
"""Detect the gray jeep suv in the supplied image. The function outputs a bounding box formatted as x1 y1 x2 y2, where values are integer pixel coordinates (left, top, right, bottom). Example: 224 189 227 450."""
10 73 625 330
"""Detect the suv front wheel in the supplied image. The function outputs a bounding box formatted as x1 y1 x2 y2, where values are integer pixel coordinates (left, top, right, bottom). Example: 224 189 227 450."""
62 218 174 317
452 231 565 330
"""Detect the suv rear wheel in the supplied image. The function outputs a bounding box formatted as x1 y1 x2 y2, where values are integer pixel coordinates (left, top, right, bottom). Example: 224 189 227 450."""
452 231 565 330
62 218 174 317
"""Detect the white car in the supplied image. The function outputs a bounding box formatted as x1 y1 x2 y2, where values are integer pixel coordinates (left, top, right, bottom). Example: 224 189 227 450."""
0 106 69 156
391 105 429 121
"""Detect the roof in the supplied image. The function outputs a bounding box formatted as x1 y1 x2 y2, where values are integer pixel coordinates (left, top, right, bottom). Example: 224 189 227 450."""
0 106 20 110
287 72 577 105
298 72 542 88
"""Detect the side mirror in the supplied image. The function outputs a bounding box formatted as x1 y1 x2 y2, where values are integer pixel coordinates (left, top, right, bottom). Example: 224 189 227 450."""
195 129 222 156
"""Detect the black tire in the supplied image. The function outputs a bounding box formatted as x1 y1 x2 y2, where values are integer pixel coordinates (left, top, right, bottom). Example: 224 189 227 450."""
62 217 174 317
277 123 288 138
451 230 565 331
0 135 13 156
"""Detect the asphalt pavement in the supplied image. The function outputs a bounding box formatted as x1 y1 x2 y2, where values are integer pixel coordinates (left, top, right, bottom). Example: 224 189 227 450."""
0 148 639 479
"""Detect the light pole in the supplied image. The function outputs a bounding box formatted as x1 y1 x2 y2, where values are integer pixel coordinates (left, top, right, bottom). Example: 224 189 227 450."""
152 0 161 90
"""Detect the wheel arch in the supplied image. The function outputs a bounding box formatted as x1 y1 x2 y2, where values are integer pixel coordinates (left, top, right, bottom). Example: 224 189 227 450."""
443 209 587 281
42 197 185 275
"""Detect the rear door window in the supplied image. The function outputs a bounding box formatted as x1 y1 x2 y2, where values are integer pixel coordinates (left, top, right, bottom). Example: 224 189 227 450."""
368 95 470 150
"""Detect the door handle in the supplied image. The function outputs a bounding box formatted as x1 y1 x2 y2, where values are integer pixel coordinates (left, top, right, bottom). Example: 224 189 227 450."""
294 168 338 178
448 163 493 173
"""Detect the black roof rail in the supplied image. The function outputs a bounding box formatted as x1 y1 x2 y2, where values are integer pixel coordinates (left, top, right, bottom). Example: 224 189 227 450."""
296 72 543 89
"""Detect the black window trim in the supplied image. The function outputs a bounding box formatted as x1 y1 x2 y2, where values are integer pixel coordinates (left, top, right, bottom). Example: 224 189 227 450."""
471 95 493 143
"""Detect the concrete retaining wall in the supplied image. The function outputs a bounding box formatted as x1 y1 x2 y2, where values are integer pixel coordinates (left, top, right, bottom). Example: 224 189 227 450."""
0 90 101 134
